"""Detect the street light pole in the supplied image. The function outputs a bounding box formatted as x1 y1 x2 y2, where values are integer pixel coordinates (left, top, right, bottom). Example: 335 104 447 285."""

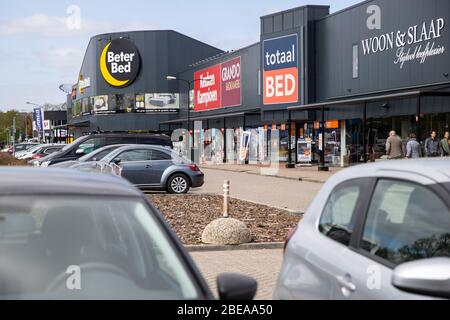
166 76 201 162
12 117 16 158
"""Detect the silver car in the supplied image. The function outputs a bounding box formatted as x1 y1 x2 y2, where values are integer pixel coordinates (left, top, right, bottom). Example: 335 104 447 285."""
73 145 204 194
49 144 127 168
274 159 450 300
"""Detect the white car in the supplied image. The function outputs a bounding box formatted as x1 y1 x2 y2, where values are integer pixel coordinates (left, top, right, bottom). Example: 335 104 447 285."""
15 144 43 159
274 159 450 300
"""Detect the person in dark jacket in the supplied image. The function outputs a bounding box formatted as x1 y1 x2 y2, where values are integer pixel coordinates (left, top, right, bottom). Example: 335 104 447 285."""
425 131 441 157
406 133 422 159
441 131 450 157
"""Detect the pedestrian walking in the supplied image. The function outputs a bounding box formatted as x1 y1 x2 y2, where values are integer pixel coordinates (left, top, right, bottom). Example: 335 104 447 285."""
425 131 441 157
386 130 405 159
441 131 450 157
406 133 422 159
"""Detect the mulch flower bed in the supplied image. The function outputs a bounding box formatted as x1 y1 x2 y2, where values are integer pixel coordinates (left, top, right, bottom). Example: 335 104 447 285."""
0 153 27 166
148 194 301 245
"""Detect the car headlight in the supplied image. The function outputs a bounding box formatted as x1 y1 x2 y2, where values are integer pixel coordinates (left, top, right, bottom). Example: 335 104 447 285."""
41 161 50 168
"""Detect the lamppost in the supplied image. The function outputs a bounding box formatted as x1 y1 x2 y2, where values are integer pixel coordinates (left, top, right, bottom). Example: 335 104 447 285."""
6 128 10 147
166 76 202 162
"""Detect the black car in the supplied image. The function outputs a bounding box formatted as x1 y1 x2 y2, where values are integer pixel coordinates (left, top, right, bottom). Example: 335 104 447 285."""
0 167 257 300
33 133 173 167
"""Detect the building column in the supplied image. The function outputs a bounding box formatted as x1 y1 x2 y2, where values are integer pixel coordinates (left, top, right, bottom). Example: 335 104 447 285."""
319 106 328 171
340 120 346 168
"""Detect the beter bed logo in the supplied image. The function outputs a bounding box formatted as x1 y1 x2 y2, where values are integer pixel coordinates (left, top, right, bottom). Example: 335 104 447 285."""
100 38 141 88
263 34 299 105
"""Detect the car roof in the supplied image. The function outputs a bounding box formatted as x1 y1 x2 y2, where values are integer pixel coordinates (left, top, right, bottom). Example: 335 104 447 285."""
0 167 143 197
332 159 450 185
114 144 172 152
91 133 171 139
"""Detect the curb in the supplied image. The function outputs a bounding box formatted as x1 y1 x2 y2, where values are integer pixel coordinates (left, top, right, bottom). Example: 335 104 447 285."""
201 166 327 184
186 242 285 252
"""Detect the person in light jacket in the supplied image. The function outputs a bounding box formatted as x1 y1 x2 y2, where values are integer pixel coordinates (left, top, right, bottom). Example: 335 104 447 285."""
386 131 405 159
406 133 422 159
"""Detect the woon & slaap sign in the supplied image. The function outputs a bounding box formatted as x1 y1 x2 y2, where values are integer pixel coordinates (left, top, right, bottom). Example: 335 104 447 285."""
361 18 446 69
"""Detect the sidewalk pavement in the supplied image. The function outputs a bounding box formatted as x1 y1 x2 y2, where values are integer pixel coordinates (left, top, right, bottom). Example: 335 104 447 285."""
199 163 341 184
190 249 283 300
191 168 323 213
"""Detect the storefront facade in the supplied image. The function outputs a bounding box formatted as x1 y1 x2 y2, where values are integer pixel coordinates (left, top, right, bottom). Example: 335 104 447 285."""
67 30 223 138
68 0 450 167
306 0 450 166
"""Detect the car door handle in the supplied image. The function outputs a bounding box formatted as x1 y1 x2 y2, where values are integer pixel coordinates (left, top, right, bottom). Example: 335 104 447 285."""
145 165 152 169
336 275 356 293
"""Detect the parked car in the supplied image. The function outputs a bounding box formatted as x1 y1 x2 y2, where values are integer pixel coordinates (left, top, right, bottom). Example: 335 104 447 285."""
18 144 64 161
49 144 127 168
9 143 38 155
0 167 256 300
73 145 204 194
31 144 65 160
32 133 173 167
15 144 43 159
274 159 450 300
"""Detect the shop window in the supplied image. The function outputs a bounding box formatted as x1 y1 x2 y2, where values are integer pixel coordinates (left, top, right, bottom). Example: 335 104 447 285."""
73 100 82 117
114 94 134 112
82 98 89 114
352 44 359 79
136 94 145 109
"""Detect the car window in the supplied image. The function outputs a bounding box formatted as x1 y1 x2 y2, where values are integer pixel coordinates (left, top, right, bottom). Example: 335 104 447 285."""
78 137 104 154
115 149 151 162
44 148 60 155
0 196 199 299
361 179 450 266
150 150 171 161
89 148 116 161
319 182 362 246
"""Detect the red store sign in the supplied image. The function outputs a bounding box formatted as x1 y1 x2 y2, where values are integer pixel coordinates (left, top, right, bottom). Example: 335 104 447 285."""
194 56 242 111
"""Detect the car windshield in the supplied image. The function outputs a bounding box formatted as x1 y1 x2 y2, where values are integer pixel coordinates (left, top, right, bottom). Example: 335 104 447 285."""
61 136 88 152
0 196 199 300
28 145 43 153
79 145 122 162
15 145 32 151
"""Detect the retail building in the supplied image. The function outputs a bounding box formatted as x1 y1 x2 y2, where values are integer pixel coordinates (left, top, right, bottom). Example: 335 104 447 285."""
68 0 450 167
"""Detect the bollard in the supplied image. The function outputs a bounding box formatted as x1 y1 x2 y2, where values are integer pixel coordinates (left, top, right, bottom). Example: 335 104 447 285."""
223 180 230 218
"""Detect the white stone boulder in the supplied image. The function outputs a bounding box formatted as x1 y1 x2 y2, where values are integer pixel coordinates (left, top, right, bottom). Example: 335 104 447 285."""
202 218 252 245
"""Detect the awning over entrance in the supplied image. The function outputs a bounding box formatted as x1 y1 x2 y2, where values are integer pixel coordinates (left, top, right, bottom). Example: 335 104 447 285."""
67 119 90 127
287 86 450 111
159 110 260 125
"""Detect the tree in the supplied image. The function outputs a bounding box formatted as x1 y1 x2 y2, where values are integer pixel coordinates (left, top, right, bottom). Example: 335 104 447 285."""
0 110 33 145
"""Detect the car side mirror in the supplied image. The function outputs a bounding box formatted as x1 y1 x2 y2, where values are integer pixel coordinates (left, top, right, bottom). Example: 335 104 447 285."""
392 257 450 299
75 148 85 155
217 273 257 300
112 159 121 165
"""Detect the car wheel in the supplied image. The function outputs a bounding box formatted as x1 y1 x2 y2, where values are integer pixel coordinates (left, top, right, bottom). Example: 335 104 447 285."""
167 174 190 194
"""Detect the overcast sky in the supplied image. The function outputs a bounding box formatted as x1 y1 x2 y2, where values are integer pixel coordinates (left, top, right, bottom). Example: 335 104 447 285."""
0 0 360 111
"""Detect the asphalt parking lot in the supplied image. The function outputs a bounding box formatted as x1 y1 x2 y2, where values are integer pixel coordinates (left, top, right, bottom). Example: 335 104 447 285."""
191 168 323 214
